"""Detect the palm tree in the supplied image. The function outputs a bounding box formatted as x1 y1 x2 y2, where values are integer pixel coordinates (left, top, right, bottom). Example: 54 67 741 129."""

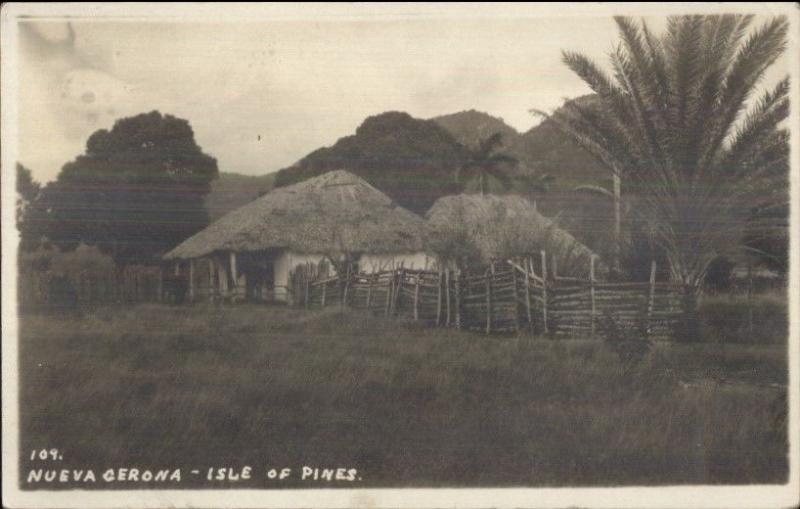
516 170 556 210
455 133 518 195
539 15 789 340
535 15 789 338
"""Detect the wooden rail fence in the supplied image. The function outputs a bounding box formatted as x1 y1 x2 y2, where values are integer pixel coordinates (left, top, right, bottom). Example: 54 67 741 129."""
305 252 686 340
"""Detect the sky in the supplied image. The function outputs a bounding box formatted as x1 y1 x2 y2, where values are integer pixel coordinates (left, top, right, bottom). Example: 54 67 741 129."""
15 12 790 183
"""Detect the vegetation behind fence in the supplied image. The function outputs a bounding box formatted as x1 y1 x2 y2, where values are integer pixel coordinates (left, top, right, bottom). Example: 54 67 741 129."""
19 266 162 310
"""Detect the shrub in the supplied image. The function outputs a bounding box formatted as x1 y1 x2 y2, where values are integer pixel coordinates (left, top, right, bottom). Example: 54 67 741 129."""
704 257 736 292
699 292 787 344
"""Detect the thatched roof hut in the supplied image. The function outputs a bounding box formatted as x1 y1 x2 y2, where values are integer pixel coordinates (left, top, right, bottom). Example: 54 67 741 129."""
166 170 425 259
425 193 599 276
164 170 429 302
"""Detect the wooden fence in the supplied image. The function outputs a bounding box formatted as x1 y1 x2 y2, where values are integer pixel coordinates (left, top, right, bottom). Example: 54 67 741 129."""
18 251 687 339
548 260 684 340
19 266 163 309
305 252 687 340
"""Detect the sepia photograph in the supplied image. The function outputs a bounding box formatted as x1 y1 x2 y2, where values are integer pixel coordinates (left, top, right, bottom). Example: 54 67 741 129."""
1 3 799 508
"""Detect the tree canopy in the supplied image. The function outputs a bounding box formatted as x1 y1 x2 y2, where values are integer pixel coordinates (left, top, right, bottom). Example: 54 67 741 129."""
16 163 43 251
28 111 218 265
273 111 466 214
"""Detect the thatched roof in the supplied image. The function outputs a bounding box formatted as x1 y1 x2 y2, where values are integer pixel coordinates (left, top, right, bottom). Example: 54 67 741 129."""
165 170 425 259
425 194 599 275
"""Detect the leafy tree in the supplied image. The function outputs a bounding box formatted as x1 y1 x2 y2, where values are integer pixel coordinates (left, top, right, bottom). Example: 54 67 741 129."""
16 163 40 212
16 163 42 250
32 111 218 266
537 15 789 338
455 133 518 195
274 112 465 214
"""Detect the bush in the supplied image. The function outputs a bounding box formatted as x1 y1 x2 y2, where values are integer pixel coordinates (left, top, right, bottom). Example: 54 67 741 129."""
704 257 736 292
47 275 78 310
699 292 787 344
599 311 653 369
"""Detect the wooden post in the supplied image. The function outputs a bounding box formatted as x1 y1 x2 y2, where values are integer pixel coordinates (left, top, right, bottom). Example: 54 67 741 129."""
383 273 390 316
413 272 421 320
613 173 622 275
455 269 462 330
157 266 164 303
445 268 451 327
341 273 349 309
486 263 494 335
304 272 310 309
230 252 238 296
511 262 520 332
217 257 228 298
321 280 327 307
366 274 373 308
541 251 549 335
590 255 596 338
747 260 754 335
189 259 195 303
392 269 403 315
524 259 533 331
646 260 657 336
436 269 443 326
207 258 214 302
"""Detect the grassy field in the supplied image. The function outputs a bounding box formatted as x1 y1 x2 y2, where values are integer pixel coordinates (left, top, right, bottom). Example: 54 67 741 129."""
18 302 788 488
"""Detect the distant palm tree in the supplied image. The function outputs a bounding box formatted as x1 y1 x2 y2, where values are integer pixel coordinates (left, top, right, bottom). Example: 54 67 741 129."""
516 171 556 210
455 133 517 195
534 15 789 301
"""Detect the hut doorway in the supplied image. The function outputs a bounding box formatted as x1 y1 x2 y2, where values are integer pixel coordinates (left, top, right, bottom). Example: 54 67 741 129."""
238 251 276 302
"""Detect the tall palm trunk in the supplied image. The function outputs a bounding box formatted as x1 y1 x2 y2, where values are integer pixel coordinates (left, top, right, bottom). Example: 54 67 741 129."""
613 173 621 274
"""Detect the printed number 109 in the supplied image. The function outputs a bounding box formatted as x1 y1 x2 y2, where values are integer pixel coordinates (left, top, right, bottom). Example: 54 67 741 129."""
30 449 62 461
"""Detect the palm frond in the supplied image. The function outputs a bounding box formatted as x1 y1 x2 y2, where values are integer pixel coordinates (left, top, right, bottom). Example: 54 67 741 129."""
610 43 667 173
484 165 514 190
573 184 615 200
561 51 634 126
532 108 622 175
720 76 790 170
487 153 518 166
477 132 505 159
701 17 789 168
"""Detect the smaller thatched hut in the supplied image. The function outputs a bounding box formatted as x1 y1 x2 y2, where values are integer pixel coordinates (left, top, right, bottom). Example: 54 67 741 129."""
164 170 430 303
425 194 600 276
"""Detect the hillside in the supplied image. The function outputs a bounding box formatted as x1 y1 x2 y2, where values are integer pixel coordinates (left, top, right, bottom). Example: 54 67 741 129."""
431 99 608 189
204 172 275 221
243 99 609 220
509 95 608 188
272 111 468 214
431 110 518 150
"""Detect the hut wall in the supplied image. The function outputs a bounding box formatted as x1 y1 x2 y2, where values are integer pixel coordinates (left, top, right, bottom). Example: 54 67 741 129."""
359 252 432 272
274 251 335 302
